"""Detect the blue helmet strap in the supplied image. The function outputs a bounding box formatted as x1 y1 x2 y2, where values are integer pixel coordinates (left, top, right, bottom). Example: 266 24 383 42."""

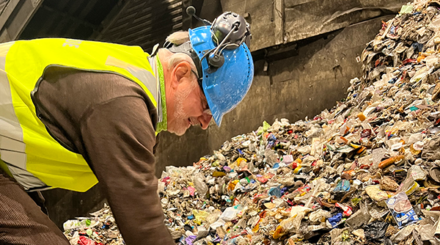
164 41 204 90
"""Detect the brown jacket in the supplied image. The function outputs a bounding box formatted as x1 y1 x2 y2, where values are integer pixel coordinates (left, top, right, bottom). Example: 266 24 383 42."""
32 67 174 245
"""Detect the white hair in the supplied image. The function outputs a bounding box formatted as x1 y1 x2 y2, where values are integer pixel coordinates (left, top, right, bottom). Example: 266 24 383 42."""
163 31 199 77
166 31 190 45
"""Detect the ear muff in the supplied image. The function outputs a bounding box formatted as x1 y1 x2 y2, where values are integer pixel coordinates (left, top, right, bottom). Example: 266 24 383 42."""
207 52 225 68
205 12 250 70
165 10 251 90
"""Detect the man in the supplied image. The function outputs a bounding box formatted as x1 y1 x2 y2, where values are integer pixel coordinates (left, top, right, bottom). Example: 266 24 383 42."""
0 12 253 245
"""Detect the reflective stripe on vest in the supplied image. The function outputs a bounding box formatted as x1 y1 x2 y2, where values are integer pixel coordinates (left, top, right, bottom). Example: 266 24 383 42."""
0 39 158 192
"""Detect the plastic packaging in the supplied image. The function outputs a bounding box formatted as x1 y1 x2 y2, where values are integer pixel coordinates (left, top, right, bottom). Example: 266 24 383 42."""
429 166 440 183
335 203 353 217
220 206 241 221
390 224 417 242
357 112 366 121
364 222 389 242
328 213 343 227
397 176 419 196
346 202 371 229
193 173 208 197
407 165 426 181
192 210 209 225
309 209 331 223
378 155 405 169
386 193 419 228
333 179 350 192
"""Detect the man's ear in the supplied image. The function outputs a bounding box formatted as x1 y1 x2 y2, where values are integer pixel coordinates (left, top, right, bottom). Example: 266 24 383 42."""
171 62 192 88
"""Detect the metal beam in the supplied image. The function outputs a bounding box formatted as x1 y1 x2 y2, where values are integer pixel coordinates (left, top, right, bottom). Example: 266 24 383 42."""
0 0 42 42
0 0 20 31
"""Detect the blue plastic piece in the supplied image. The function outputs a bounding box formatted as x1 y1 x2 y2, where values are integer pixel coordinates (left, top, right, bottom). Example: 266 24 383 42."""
333 179 350 192
268 186 282 198
189 26 254 126
411 42 423 53
328 213 343 227
267 134 277 141
281 187 288 196
388 78 397 84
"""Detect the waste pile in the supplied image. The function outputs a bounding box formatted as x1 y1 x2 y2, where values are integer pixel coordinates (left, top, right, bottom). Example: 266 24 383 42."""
64 1 440 244
64 204 124 245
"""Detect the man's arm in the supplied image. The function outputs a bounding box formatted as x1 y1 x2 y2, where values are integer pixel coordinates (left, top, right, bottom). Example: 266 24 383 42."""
78 96 174 245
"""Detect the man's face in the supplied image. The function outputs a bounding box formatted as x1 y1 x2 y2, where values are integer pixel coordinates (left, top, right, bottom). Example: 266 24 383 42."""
166 62 213 136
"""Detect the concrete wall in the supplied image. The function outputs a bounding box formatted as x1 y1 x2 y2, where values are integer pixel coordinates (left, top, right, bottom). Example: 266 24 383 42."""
218 0 405 51
154 15 394 176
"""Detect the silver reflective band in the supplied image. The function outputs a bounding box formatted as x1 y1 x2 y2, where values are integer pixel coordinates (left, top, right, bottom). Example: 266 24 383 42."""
0 41 47 191
148 55 163 123
106 56 158 103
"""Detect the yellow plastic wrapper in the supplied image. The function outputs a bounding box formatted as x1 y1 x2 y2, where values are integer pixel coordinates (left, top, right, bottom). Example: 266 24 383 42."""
410 141 423 155
273 216 295 239
228 180 239 191
252 223 260 233
236 158 247 167
398 176 419 196
192 210 209 225
293 164 302 174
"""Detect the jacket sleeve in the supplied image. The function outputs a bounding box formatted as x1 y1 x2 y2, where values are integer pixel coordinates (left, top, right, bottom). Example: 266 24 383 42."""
78 96 174 245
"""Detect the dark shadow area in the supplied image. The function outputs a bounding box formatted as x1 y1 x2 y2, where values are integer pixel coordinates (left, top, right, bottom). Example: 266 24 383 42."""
19 0 118 40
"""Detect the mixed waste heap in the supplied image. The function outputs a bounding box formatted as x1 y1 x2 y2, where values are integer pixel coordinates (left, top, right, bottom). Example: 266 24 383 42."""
64 1 440 244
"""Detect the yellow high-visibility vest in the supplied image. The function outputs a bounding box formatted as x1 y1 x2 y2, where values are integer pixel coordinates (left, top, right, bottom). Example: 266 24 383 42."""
0 38 159 192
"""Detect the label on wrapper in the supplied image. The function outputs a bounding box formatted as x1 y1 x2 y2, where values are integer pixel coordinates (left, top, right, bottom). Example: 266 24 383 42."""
386 192 419 228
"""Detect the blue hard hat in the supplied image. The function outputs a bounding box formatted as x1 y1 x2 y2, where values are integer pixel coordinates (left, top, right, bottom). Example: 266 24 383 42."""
189 26 254 126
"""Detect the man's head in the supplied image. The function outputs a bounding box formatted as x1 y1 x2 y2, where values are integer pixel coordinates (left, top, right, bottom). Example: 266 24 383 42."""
158 31 212 136
158 12 254 135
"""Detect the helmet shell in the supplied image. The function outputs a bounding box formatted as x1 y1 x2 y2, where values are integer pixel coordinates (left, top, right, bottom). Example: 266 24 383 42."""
189 26 254 126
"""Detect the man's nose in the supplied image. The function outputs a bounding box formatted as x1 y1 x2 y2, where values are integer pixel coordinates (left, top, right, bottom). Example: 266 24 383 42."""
199 113 212 130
